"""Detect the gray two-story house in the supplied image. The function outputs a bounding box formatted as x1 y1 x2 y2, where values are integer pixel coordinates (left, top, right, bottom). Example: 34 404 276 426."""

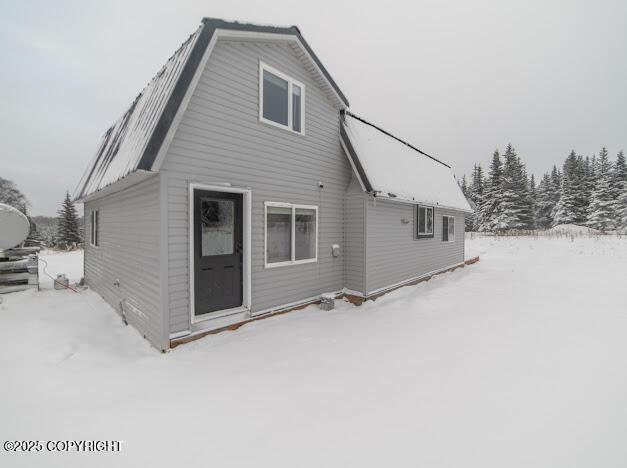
74 18 472 350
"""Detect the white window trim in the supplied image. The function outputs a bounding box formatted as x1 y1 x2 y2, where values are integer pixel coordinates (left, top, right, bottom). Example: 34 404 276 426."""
443 215 455 243
264 201 318 268
417 205 434 236
259 61 306 135
90 209 99 247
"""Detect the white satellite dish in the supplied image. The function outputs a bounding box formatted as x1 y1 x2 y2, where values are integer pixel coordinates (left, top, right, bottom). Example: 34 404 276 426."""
0 203 30 250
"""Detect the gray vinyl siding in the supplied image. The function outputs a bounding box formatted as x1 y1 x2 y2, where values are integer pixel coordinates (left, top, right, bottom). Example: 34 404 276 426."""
365 198 465 294
344 176 367 293
161 39 351 334
84 176 165 348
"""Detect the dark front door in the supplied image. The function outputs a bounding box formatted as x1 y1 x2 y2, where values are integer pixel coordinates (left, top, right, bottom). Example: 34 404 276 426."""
194 189 243 316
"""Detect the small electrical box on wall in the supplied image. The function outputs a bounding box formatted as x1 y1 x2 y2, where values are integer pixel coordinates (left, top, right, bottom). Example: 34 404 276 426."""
331 244 340 257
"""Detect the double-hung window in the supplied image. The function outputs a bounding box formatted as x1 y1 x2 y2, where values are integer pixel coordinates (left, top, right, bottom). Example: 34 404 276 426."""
265 202 317 267
416 205 434 238
260 62 305 134
442 215 455 242
90 209 99 247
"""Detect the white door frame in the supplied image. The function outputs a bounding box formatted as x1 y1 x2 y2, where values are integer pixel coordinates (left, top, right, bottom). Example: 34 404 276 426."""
188 183 252 324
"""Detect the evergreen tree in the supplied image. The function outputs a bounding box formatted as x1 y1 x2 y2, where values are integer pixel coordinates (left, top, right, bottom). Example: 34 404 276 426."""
535 173 554 228
466 164 486 231
56 192 82 248
499 144 533 229
477 150 513 231
573 154 589 222
552 151 586 226
460 175 474 231
611 150 627 199
550 165 562 193
586 149 615 231
616 183 627 231
553 177 577 226
613 151 627 231
469 164 486 206
582 156 594 213
460 175 469 198
529 174 537 229
464 145 627 232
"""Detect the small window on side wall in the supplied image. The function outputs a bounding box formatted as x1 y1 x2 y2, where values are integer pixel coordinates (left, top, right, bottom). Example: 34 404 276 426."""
416 206 434 238
443 216 455 242
90 209 99 247
260 62 305 134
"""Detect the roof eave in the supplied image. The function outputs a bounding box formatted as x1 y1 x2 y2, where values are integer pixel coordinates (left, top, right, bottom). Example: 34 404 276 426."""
74 170 157 204
372 192 474 213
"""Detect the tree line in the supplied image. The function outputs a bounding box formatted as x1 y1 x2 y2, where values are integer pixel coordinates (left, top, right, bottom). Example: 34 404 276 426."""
461 146 627 232
0 176 82 249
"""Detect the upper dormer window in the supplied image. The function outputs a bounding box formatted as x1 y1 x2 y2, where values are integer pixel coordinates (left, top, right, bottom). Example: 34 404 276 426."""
259 62 305 134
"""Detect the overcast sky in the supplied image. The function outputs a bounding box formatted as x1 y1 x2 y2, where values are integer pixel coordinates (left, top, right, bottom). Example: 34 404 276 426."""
1 0 625 215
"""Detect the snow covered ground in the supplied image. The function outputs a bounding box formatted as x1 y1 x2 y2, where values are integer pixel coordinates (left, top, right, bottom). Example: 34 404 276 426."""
1 237 627 467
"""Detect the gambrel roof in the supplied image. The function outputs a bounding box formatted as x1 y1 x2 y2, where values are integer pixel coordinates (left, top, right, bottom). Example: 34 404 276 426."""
341 112 472 212
74 18 349 201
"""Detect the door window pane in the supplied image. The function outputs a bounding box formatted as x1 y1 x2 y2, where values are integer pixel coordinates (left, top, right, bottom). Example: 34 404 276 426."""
201 198 234 256
295 208 316 260
292 85 301 132
267 206 292 263
263 70 288 126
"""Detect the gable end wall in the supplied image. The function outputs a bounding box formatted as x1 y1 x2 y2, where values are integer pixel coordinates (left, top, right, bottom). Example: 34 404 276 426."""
161 39 352 334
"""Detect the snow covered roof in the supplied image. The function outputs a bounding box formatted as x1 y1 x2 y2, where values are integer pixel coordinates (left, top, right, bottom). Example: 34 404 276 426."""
74 26 202 201
75 18 349 201
340 112 472 212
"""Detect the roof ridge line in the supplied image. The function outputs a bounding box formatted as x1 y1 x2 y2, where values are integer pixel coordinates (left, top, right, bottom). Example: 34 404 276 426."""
344 110 451 169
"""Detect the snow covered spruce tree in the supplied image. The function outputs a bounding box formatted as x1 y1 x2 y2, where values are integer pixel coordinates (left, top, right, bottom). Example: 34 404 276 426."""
535 173 555 228
460 175 475 231
529 174 537 228
616 184 627 231
611 150 626 200
463 164 485 231
494 144 535 230
552 151 587 226
56 191 82 248
477 150 515 231
586 149 615 231
613 151 627 230
465 146 626 232
460 175 469 196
